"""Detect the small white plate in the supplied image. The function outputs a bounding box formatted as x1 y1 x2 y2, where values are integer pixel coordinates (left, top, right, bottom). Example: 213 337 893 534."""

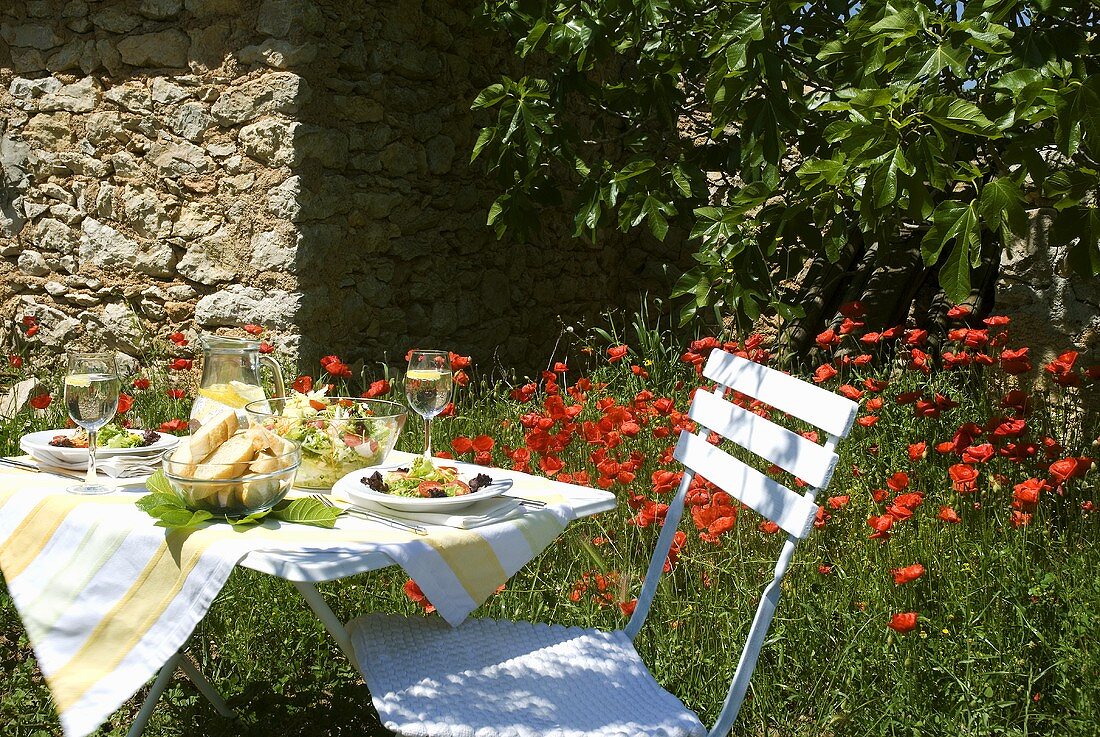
20 429 179 466
333 463 513 512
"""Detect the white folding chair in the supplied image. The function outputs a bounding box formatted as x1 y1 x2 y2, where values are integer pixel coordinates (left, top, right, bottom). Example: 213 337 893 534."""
346 349 858 737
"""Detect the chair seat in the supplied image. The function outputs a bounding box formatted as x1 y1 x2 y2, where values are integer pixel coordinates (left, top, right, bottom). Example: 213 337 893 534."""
348 614 707 737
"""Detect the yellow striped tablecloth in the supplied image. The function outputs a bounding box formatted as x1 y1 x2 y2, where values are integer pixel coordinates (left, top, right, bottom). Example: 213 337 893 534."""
0 464 602 737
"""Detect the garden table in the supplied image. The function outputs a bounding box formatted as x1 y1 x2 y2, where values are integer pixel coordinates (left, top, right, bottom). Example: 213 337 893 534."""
0 451 615 737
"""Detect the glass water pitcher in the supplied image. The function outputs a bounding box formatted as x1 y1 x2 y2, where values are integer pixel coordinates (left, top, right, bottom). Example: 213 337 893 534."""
189 335 285 423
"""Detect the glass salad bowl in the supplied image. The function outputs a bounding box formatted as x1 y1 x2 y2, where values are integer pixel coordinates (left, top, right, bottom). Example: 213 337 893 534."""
245 396 406 489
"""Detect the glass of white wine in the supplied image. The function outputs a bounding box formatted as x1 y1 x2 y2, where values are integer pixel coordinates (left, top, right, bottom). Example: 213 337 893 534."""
64 351 120 495
405 349 453 459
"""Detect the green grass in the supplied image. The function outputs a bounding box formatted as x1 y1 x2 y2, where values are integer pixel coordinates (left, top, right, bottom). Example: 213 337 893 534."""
2 329 1098 737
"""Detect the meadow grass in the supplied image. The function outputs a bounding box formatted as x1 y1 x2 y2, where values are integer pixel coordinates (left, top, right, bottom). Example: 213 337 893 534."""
1 323 1098 737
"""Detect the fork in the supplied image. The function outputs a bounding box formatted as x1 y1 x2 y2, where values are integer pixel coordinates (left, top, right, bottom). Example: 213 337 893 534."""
308 494 428 536
504 495 547 508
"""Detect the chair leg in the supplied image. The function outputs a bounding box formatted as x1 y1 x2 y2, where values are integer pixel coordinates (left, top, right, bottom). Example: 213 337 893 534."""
292 580 358 667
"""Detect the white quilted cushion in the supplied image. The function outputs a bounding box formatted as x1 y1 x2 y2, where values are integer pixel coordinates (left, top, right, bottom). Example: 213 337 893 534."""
348 614 707 737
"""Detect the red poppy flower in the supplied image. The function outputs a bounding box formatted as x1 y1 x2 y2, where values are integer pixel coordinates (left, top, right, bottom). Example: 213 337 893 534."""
451 370 469 388
116 393 134 414
132 377 151 390
168 332 188 346
1048 456 1093 484
999 347 1032 375
168 358 193 371
1010 510 1033 528
895 391 923 405
990 417 1026 438
607 345 629 363
1044 351 1081 387
942 351 971 370
167 388 186 399
363 379 390 398
471 435 494 453
983 315 1010 327
451 436 473 454
258 341 274 354
812 363 838 383
838 318 864 335
243 324 264 335
1013 478 1044 507
8 355 23 368
827 495 850 509
891 563 926 585
837 384 864 401
838 301 866 319
857 415 879 427
867 514 893 538
29 393 52 409
947 305 971 318
438 402 455 417
1001 389 1032 414
886 472 909 492
292 375 314 393
325 360 351 378
25 325 40 337
888 612 919 633
937 505 961 523
22 315 38 326
815 329 840 349
949 464 979 494
759 520 780 534
962 443 994 464
403 579 436 613
908 442 927 461
863 378 888 392
159 418 189 433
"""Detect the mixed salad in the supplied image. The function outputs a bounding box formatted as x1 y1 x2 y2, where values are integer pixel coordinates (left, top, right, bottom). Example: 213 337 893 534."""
50 424 161 449
362 456 494 498
259 390 397 488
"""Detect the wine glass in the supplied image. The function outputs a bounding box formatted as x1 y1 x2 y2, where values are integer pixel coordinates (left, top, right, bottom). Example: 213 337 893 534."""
63 352 120 495
405 349 453 459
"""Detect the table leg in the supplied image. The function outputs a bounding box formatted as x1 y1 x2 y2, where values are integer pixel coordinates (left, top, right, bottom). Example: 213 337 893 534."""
179 652 235 718
126 646 235 737
126 651 182 737
292 580 358 667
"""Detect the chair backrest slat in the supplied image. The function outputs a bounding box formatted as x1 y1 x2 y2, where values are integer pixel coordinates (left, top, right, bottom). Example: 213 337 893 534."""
702 351 857 438
674 430 818 539
688 390 839 489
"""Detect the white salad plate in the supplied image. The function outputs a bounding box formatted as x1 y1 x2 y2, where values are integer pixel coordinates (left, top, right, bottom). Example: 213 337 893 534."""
333 463 514 512
20 429 179 465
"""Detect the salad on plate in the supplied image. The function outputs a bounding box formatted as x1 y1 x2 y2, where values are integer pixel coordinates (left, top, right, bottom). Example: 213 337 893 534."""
49 424 162 449
362 456 494 498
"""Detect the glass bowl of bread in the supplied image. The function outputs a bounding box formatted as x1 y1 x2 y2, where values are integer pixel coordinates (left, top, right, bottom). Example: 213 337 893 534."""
162 409 301 516
245 394 406 489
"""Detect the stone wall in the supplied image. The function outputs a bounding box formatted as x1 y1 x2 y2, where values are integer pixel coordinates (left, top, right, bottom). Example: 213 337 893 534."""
1 0 685 375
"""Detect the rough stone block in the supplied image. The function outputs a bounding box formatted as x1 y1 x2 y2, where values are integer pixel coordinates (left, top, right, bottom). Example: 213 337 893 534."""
211 72 308 126
195 284 299 329
117 30 191 68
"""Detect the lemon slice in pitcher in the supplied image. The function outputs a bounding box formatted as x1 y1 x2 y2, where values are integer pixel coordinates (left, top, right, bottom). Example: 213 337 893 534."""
197 381 266 409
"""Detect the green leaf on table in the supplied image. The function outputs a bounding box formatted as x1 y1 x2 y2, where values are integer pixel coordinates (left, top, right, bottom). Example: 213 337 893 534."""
136 491 214 530
145 469 173 497
269 498 341 528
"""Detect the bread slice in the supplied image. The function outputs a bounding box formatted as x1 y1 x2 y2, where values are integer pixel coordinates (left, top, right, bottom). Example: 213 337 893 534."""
171 409 240 472
192 433 256 481
245 425 297 458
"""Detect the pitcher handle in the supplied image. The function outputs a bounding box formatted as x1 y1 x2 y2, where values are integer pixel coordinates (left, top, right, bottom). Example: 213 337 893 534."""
260 355 286 398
